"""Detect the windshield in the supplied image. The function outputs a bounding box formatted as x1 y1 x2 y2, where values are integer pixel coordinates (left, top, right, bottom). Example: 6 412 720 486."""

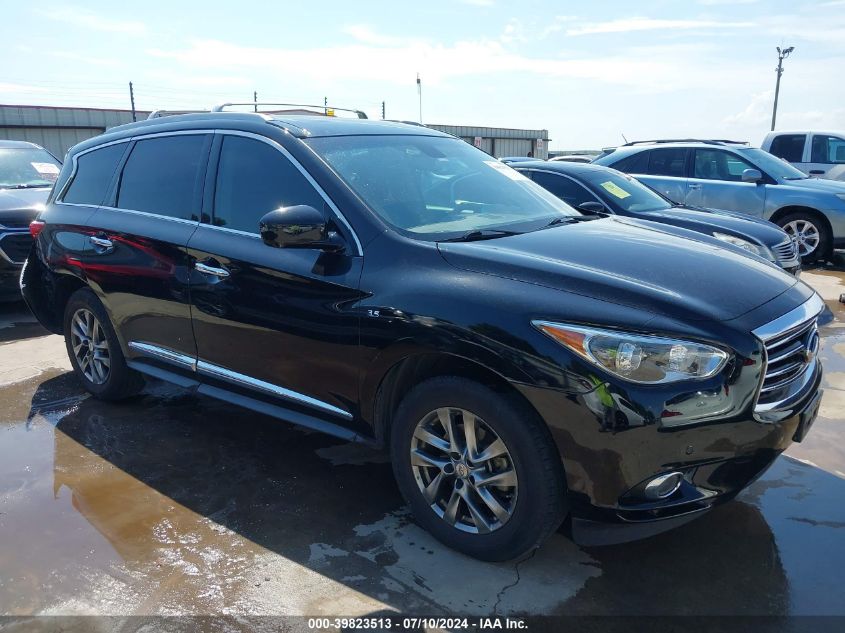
0 147 61 189
739 147 808 180
580 169 672 213
306 135 579 239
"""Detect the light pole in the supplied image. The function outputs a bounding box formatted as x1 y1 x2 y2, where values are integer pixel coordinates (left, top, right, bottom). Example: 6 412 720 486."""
771 46 795 131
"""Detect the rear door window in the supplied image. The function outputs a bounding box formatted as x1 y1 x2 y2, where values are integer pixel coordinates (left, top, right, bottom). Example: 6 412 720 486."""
810 135 845 164
647 149 687 177
62 143 127 206
769 134 806 163
116 135 209 220
530 171 594 208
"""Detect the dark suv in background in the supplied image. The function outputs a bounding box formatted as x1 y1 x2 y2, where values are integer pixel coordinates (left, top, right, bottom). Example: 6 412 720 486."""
0 140 61 301
512 160 801 275
23 110 824 560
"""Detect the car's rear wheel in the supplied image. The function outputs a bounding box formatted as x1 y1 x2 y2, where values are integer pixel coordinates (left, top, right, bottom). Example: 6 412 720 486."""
390 376 567 561
777 212 831 263
63 288 144 400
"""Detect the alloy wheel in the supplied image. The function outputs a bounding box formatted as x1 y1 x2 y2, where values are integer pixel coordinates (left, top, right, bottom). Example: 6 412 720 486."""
783 220 820 257
410 407 518 534
70 308 111 385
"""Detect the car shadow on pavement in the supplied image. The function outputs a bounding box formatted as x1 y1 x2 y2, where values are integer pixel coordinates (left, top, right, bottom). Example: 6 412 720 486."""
26 372 845 617
0 301 48 344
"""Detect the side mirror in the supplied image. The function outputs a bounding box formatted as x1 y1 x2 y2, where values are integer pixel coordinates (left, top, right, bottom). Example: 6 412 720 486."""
259 205 345 253
741 168 763 183
577 201 607 214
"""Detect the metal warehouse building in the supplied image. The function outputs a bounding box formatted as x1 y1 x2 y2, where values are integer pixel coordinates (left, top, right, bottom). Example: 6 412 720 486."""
1 104 549 160
427 124 550 160
0 104 149 159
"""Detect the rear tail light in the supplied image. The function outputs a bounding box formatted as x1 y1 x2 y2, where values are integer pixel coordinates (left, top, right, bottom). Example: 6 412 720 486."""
29 220 46 238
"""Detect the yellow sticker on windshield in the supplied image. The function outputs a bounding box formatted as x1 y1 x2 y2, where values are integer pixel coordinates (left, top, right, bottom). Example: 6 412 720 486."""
600 181 631 199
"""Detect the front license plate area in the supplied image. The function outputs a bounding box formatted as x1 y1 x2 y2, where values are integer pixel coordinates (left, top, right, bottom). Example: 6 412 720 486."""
793 390 822 443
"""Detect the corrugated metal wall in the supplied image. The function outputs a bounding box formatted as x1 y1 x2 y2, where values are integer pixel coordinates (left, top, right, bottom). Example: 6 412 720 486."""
0 105 551 161
0 105 149 159
429 124 550 159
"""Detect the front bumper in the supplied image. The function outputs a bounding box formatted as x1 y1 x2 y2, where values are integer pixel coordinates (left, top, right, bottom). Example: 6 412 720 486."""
516 362 822 546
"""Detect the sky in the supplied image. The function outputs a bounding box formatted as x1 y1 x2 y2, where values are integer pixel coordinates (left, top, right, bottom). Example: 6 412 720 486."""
2 0 844 149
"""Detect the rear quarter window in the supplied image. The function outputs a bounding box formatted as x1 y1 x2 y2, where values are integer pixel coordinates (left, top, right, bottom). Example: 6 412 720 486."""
62 143 128 206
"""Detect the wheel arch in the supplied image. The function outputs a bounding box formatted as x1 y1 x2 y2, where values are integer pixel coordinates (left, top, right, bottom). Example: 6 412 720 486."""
769 205 832 236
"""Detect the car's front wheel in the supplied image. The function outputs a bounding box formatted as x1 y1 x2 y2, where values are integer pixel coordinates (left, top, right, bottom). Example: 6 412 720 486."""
390 376 567 561
63 288 144 400
777 212 831 263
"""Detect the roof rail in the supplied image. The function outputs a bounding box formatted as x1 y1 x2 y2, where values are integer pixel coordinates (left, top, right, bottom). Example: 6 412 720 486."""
211 102 368 119
621 138 749 147
146 109 211 120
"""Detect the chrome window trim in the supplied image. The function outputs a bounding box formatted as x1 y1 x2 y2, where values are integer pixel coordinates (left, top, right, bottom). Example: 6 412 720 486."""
98 205 200 226
751 293 825 342
196 360 352 419
128 341 197 371
212 129 363 256
127 341 351 419
197 223 261 240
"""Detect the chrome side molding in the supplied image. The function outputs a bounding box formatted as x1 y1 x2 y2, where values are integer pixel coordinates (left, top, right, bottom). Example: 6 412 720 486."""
128 341 351 419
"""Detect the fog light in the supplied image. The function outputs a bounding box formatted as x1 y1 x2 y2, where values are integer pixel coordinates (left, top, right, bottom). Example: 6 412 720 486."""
644 472 683 500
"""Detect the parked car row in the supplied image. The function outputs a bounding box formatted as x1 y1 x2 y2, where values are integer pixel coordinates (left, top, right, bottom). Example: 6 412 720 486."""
593 139 845 262
18 109 825 562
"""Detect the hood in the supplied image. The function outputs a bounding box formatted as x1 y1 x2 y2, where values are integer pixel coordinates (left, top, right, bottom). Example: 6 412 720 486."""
635 206 788 249
0 187 50 227
438 216 798 322
776 177 845 194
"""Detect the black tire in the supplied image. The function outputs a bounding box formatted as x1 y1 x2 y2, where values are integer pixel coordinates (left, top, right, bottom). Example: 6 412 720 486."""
775 211 831 264
63 288 144 400
390 376 567 561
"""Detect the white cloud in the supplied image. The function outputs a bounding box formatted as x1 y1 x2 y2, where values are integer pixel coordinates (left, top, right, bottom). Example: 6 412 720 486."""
37 6 146 34
566 17 752 36
342 24 405 47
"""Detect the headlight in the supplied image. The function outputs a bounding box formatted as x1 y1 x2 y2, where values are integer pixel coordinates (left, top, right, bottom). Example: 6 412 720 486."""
835 193 845 203
712 232 767 257
533 322 729 384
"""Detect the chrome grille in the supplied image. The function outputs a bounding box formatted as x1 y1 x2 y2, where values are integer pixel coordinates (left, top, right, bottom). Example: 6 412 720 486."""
753 294 824 415
772 238 798 263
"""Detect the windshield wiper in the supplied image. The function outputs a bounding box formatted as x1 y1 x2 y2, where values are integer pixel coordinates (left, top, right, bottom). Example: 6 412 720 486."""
440 229 522 242
546 214 604 227
3 183 51 189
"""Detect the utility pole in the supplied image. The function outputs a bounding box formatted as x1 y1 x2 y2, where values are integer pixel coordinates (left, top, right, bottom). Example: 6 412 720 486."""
324 96 328 115
254 91 258 113
381 101 386 120
416 73 422 123
129 82 136 122
771 46 795 131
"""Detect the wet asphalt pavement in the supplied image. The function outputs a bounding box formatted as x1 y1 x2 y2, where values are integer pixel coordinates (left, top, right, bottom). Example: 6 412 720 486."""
1 264 844 627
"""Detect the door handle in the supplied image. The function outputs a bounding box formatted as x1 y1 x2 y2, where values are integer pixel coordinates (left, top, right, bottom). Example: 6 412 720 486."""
688 183 702 190
195 261 230 278
89 235 114 251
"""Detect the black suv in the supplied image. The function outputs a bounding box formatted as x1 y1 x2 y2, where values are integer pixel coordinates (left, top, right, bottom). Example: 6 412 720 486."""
23 110 824 560
0 140 61 301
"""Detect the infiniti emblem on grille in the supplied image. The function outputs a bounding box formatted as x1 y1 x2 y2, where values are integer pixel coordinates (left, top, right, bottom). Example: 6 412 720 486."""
804 333 819 364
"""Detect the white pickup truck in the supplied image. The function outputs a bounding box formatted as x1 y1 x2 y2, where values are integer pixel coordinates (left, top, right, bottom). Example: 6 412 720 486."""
762 131 845 182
